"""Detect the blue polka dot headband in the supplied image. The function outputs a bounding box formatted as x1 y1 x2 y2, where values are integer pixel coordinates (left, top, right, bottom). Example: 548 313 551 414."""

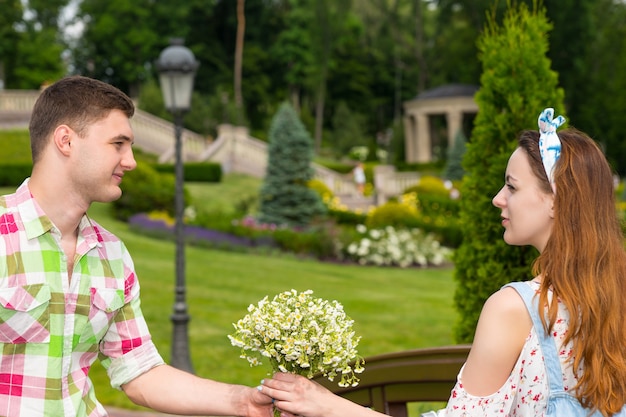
538 108 565 192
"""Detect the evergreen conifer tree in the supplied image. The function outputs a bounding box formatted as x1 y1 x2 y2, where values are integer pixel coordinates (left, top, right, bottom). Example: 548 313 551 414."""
453 3 565 342
443 129 467 181
258 102 327 227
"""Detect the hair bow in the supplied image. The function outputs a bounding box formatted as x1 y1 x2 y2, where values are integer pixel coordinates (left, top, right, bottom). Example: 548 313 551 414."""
538 108 565 191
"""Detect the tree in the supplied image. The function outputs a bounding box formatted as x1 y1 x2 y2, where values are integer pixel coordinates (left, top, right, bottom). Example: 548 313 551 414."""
574 0 626 175
443 129 467 181
258 102 326 227
349 0 420 142
12 26 66 89
330 101 367 156
271 0 315 112
25 0 69 29
74 0 166 96
234 0 246 124
2 0 67 89
0 0 24 88
413 0 429 93
184 0 289 135
453 2 565 342
306 0 352 152
542 0 597 134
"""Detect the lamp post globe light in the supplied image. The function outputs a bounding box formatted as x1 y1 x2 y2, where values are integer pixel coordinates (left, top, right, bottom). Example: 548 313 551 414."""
156 38 199 374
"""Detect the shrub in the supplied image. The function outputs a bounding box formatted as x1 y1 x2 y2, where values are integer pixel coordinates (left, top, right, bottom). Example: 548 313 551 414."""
314 159 354 174
416 193 460 218
308 179 334 200
190 209 243 236
272 221 338 260
365 199 421 230
223 215 338 259
328 208 368 226
338 224 452 268
113 163 187 221
405 175 449 197
395 161 445 174
153 162 222 182
0 163 33 186
401 178 462 247
414 214 463 248
308 179 370 226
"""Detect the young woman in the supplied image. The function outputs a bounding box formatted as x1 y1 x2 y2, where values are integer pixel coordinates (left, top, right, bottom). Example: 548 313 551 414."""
258 109 626 416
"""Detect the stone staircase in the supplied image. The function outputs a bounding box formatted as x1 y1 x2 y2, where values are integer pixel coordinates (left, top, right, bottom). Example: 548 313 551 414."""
337 193 376 213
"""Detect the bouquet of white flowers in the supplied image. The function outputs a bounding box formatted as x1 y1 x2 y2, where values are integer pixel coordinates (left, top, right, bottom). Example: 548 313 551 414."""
228 289 365 389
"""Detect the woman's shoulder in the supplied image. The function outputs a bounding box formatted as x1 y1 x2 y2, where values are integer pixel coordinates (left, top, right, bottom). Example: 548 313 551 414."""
481 283 531 319
459 283 534 395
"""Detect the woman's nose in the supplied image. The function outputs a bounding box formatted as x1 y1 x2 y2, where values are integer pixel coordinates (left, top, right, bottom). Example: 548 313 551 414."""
492 187 505 208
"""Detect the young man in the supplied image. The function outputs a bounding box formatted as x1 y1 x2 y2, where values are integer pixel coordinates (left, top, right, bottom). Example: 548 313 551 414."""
0 76 272 417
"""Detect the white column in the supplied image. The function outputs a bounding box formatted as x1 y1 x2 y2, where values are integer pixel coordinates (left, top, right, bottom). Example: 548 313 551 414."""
403 112 416 163
416 111 431 163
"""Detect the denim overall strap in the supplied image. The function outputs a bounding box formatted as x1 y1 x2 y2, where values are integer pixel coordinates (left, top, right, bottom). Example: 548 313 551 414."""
504 282 565 393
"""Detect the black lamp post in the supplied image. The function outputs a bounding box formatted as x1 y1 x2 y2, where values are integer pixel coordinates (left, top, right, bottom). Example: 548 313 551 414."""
156 38 199 374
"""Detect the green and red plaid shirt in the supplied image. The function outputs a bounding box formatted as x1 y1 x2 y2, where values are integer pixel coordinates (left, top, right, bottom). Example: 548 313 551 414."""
0 180 164 416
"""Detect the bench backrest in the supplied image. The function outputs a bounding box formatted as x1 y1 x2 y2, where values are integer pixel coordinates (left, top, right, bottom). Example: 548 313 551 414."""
312 345 471 417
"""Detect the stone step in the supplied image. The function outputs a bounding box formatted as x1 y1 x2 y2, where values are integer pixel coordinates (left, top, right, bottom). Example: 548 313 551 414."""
337 194 376 212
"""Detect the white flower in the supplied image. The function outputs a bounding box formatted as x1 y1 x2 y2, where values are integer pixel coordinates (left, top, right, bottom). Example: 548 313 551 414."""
229 290 364 387
339 225 452 268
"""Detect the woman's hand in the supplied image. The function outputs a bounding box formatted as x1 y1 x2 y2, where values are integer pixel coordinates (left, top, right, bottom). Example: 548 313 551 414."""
258 373 334 417
259 373 388 417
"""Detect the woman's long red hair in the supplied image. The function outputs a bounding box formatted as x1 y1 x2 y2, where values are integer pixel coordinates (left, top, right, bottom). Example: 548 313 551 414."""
519 129 626 416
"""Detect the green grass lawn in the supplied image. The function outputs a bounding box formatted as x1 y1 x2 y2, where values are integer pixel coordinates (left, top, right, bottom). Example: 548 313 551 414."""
84 200 458 412
185 174 262 215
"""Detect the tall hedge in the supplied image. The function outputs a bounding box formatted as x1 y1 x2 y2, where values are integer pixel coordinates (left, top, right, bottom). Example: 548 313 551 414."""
258 102 326 227
453 3 566 343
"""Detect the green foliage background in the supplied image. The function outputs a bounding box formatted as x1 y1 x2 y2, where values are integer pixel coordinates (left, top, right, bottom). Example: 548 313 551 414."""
4 0 625 172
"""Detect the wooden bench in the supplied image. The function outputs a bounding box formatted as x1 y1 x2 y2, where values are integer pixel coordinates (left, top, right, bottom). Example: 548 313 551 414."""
312 345 471 417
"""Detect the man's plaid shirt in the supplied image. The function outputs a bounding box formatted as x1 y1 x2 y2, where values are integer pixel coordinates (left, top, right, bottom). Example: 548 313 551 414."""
0 180 164 416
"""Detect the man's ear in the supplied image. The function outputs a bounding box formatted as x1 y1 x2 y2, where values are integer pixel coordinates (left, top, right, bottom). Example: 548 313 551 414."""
52 125 73 156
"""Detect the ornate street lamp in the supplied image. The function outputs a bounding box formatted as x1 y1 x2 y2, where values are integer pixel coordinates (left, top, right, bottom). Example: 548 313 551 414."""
156 38 199 374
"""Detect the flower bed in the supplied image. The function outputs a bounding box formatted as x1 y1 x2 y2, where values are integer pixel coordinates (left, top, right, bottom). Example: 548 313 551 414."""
128 213 274 250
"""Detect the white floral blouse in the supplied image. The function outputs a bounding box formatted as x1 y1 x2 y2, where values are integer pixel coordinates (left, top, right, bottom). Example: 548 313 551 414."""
442 281 581 416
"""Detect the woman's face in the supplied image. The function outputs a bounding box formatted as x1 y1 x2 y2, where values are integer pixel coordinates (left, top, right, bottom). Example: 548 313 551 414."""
492 148 554 252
